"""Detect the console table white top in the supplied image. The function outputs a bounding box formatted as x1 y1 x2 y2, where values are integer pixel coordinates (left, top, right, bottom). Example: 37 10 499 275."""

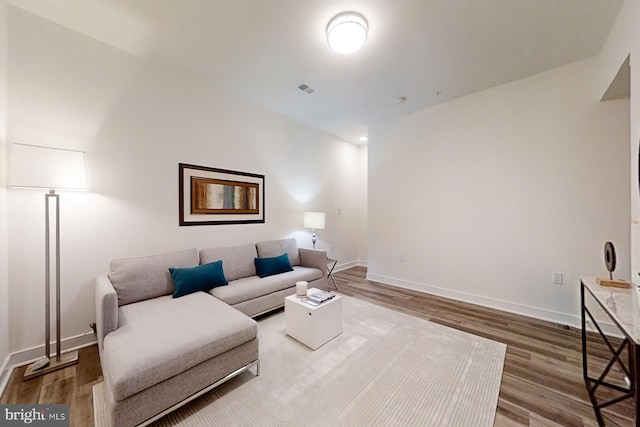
581 276 640 344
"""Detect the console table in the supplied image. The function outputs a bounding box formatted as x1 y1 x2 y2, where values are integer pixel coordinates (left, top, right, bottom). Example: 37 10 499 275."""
580 277 640 426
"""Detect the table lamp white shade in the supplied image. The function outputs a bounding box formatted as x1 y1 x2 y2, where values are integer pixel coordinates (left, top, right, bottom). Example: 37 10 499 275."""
303 211 326 230
303 211 325 249
9 143 89 191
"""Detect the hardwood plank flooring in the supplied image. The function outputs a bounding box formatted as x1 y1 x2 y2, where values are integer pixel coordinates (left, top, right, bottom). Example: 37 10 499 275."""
335 266 633 426
0 345 103 427
0 266 633 426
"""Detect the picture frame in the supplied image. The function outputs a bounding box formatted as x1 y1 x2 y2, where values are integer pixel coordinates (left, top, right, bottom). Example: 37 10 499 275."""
179 163 265 226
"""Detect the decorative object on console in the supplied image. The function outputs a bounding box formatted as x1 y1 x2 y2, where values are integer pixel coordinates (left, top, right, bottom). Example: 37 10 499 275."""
327 12 368 54
604 241 617 279
179 163 265 226
598 241 630 288
9 143 89 380
303 211 325 249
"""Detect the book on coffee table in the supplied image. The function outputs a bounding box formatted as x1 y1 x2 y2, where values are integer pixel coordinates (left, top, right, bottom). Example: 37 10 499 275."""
302 298 321 307
307 290 335 303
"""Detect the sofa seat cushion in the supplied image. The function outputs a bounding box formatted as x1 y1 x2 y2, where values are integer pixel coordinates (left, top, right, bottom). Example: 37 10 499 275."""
211 266 322 306
102 292 257 401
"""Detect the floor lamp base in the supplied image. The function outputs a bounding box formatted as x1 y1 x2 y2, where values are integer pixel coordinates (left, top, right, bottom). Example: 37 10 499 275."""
23 350 79 381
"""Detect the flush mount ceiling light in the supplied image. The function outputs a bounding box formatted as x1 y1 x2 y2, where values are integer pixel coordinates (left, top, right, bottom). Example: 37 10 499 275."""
327 12 368 54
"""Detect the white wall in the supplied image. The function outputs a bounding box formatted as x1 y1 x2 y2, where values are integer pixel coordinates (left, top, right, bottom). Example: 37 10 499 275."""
0 0 11 383
368 57 630 325
597 0 640 278
5 7 364 355
356 145 368 264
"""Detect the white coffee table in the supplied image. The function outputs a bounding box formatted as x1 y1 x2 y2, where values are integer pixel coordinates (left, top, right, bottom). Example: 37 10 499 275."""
285 288 342 350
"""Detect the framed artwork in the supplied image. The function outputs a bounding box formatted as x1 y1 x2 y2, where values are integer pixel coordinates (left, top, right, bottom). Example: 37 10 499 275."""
179 163 265 226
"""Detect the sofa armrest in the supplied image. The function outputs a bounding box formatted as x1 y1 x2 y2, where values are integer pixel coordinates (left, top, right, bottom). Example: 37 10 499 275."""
95 274 119 351
299 248 328 276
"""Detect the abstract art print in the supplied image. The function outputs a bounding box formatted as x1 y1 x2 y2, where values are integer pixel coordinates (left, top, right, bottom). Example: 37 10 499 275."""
179 163 265 225
191 177 259 214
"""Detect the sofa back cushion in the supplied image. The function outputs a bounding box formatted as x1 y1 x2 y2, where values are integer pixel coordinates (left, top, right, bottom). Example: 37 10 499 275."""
199 243 257 281
109 248 199 306
255 238 300 266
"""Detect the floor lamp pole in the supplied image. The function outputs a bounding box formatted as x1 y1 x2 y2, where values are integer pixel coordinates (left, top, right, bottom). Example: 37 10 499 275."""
24 190 78 380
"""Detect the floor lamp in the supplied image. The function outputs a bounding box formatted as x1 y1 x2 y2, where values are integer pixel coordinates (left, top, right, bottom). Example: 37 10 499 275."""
9 143 89 380
303 211 325 249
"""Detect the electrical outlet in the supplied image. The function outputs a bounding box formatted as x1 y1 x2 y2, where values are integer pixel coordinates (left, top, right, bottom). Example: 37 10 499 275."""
331 246 335 254
399 254 405 263
337 208 342 216
553 272 563 285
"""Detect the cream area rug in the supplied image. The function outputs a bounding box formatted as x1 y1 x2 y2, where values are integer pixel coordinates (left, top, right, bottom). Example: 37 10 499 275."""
94 295 506 427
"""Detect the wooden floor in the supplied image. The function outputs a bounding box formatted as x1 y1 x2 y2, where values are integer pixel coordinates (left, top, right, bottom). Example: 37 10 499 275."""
335 267 633 427
1 266 634 426
0 345 102 427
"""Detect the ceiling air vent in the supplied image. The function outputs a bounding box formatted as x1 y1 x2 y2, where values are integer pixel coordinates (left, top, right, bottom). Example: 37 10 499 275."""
297 83 315 94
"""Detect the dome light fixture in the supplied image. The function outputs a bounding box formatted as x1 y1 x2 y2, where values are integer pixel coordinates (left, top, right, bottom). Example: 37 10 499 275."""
327 12 368 54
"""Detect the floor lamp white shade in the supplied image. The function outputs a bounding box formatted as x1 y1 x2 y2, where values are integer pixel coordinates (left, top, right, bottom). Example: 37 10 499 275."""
9 143 89 379
9 144 89 191
303 211 325 249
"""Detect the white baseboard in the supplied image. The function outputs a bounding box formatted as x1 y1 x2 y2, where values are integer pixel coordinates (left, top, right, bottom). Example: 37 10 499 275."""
334 260 359 272
367 272 583 328
9 331 97 368
333 259 367 273
0 331 97 398
366 273 625 338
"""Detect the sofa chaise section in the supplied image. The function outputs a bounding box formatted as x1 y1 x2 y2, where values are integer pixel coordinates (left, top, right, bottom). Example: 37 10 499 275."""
96 238 327 425
96 249 259 427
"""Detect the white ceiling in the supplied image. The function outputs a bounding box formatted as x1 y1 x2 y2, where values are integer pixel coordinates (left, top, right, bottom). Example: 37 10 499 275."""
9 0 624 144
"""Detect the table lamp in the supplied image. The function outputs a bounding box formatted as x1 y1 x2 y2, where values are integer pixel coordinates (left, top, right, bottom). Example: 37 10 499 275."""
303 211 325 249
9 143 89 379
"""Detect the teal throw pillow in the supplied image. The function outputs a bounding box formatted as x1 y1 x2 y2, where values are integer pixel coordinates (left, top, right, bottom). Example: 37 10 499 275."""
169 260 228 298
255 253 293 278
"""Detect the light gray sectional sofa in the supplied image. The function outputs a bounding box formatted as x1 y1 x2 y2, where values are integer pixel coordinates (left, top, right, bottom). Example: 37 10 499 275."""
202 238 327 317
95 238 328 426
